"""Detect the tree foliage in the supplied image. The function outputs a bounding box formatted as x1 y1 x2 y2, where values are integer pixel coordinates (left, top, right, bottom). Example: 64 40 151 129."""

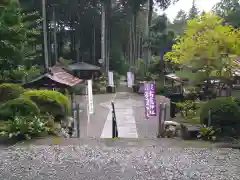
0 0 40 82
188 0 199 19
165 13 240 81
213 0 240 28
169 9 187 35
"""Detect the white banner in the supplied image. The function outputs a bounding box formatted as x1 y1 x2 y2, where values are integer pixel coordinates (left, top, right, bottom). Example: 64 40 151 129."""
108 71 114 87
127 72 133 87
132 72 135 85
87 80 94 114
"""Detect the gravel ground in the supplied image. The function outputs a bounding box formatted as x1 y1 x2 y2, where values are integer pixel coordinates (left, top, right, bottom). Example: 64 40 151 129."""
0 138 240 180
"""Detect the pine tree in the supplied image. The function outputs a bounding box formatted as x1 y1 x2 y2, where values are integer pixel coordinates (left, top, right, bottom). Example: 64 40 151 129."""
188 0 199 19
0 0 40 81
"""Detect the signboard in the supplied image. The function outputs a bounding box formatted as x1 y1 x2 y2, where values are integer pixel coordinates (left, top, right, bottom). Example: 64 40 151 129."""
144 81 157 119
108 71 114 87
87 80 94 114
127 72 133 87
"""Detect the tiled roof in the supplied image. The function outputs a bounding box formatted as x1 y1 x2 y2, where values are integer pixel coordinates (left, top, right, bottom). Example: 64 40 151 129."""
24 66 82 88
68 62 101 71
49 66 82 86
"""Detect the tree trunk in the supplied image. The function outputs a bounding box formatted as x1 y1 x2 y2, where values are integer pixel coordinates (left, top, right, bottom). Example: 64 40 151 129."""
42 0 49 69
143 0 153 73
137 32 141 68
76 12 81 62
101 2 106 71
47 10 52 66
76 39 80 62
106 0 111 72
53 5 58 64
133 12 137 66
92 0 96 64
93 27 96 64
70 18 75 61
142 0 151 75
129 16 133 69
148 0 153 27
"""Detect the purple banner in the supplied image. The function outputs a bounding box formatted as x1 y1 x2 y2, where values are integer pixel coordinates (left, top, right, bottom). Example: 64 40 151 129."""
144 81 157 119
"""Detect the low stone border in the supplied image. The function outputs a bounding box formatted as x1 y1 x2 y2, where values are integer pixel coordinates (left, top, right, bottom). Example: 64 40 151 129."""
214 143 240 149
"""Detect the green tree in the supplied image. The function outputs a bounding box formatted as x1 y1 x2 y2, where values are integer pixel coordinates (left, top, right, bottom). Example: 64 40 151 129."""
169 9 187 35
18 0 179 76
200 10 206 16
213 0 240 28
0 0 39 82
149 14 175 55
188 0 199 19
165 13 240 82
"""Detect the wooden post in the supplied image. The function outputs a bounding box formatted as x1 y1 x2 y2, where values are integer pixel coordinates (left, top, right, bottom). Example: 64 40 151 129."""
157 103 163 138
208 109 211 127
76 103 80 138
111 101 118 138
163 103 167 122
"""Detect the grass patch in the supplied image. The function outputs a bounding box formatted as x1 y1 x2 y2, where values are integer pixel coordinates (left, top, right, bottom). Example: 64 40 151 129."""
175 70 196 82
174 114 201 125
185 117 201 125
104 137 120 141
52 136 63 144
0 121 7 132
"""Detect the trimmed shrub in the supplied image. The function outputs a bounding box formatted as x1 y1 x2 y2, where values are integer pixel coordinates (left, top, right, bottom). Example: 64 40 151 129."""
0 98 40 120
0 83 25 104
21 90 70 117
200 97 240 136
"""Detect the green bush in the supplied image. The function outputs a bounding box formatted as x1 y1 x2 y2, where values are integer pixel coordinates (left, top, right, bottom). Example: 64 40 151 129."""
113 72 120 86
0 98 40 120
0 83 25 104
156 82 165 94
234 96 240 106
0 115 51 140
21 89 70 117
155 83 171 95
200 97 240 136
69 84 85 95
197 125 217 141
36 114 55 133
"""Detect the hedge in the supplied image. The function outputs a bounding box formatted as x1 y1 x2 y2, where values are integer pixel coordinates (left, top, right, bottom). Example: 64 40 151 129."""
21 89 70 117
200 97 240 136
0 83 25 104
0 98 40 120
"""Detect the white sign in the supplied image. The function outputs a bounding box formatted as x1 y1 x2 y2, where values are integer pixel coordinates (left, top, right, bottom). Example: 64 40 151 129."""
108 71 114 87
127 72 133 87
132 72 135 85
87 80 94 114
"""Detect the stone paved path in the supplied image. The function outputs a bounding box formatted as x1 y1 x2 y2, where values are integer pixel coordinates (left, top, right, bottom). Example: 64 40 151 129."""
100 92 141 138
75 94 114 138
78 79 170 138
